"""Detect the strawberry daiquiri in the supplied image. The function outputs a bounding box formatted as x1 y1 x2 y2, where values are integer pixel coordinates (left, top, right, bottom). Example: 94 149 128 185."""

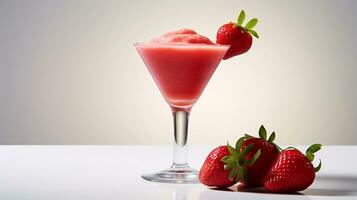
135 10 260 184
136 29 228 112
135 29 229 183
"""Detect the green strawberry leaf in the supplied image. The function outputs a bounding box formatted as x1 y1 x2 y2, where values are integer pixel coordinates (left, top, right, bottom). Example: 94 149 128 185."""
248 29 259 38
268 131 276 143
251 149 261 163
227 142 238 156
221 155 230 163
227 155 237 164
245 149 261 165
236 166 243 182
235 136 247 150
306 144 322 154
240 143 255 158
306 151 314 162
244 134 254 138
245 18 258 29
306 144 322 162
258 125 267 140
237 10 246 26
314 159 322 172
228 167 238 181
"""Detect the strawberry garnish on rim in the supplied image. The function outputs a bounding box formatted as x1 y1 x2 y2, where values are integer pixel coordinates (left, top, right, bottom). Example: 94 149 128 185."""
217 10 259 59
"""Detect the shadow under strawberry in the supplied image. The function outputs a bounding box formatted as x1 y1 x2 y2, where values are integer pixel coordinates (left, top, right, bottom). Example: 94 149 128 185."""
301 175 357 196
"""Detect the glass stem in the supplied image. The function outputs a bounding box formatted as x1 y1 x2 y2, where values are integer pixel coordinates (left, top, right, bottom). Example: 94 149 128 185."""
172 111 190 168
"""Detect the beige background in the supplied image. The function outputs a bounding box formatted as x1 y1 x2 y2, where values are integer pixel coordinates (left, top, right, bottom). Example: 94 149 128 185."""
0 0 356 145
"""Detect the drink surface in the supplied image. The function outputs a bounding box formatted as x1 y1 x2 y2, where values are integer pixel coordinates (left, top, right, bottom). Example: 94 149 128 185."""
136 29 229 111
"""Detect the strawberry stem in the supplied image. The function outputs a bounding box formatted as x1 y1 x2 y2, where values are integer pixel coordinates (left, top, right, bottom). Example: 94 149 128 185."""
234 10 260 39
304 144 322 173
221 139 262 183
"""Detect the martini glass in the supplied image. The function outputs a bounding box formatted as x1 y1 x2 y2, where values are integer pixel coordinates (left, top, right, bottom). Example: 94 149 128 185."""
135 42 229 183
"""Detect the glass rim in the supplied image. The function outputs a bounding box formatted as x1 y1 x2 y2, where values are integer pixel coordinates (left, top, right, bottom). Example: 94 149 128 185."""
134 42 230 48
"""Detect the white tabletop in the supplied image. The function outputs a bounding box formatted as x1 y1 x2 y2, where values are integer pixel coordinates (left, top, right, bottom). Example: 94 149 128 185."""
0 145 356 200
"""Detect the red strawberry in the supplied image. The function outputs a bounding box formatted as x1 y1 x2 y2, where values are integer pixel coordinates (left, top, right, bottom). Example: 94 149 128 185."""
239 125 280 187
216 10 259 59
199 146 234 187
199 142 260 187
264 144 322 193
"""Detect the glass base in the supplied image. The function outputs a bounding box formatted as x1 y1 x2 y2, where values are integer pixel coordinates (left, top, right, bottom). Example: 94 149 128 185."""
142 164 199 184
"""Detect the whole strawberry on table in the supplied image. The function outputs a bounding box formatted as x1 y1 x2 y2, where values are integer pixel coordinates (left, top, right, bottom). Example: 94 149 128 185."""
199 125 322 194
264 144 322 193
239 125 280 187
